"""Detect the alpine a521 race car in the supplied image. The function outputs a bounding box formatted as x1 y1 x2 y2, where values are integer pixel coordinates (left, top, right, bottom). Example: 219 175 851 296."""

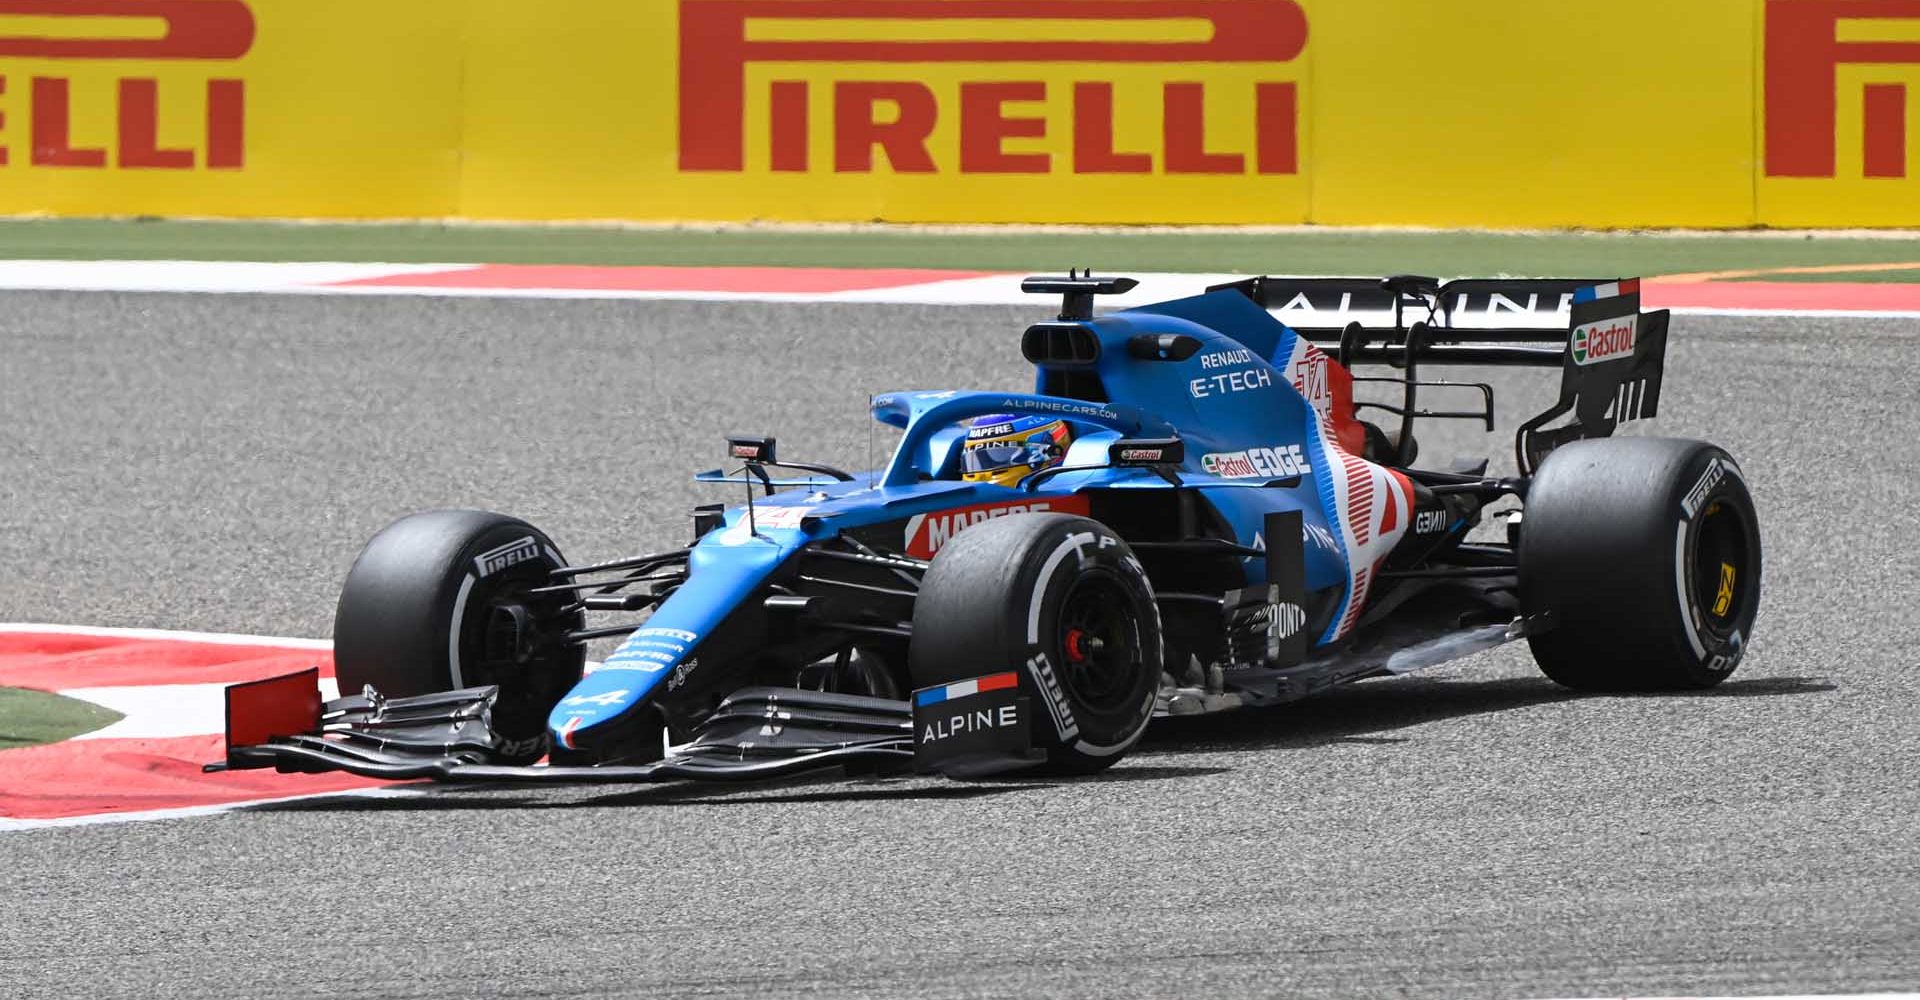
211 273 1761 785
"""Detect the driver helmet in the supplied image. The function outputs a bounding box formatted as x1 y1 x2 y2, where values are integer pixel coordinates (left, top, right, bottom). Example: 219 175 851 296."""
960 414 1073 488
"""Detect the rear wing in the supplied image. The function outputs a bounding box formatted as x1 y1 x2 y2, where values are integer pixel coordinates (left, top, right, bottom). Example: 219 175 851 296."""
1209 275 1667 474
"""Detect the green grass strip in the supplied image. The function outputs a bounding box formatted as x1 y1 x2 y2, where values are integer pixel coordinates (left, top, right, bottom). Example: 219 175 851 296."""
0 687 124 750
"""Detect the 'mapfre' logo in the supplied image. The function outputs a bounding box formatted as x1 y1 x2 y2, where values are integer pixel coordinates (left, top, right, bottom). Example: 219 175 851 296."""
1768 0 1920 179
903 495 1091 559
0 0 253 170
678 0 1307 176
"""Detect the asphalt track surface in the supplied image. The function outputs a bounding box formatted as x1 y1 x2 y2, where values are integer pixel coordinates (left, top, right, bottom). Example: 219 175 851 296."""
2 291 1917 999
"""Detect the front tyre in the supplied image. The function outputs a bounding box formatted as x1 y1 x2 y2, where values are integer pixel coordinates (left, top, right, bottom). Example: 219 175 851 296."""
333 509 584 763
910 513 1162 774
1519 438 1761 691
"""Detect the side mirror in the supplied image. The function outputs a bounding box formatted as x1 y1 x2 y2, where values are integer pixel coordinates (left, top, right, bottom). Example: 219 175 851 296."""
1109 437 1184 467
727 435 777 464
1024 436 1185 493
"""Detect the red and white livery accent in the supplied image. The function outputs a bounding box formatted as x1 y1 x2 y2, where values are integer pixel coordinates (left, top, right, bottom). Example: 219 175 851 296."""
1323 451 1416 640
1578 277 1642 301
1278 340 1416 641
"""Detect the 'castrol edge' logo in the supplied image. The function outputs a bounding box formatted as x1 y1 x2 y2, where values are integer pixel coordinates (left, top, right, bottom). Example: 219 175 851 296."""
1570 314 1637 366
903 496 1091 560
678 0 1307 176
0 0 254 171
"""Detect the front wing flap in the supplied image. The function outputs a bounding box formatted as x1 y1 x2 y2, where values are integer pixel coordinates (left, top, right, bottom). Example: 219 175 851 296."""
209 674 919 784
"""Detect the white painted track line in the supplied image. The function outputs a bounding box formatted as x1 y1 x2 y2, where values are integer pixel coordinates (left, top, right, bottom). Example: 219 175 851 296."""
0 787 420 833
0 621 333 650
2 260 1916 319
61 679 343 740
1527 995 1920 1000
0 260 467 293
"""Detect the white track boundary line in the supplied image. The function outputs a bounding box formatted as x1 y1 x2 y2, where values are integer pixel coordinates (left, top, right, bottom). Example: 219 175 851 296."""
0 260 467 293
59 679 344 741
0 621 332 650
0 622 611 832
0 621 359 832
1 621 603 670
1527 995 1920 1000
1 622 375 833
1 260 1915 320
0 786 420 833
1660 307 1920 320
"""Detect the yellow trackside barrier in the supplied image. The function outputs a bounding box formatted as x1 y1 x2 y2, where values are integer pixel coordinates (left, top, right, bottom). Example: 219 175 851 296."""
0 0 463 217
0 0 1916 227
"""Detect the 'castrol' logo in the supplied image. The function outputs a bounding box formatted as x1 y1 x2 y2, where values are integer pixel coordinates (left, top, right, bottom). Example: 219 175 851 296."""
903 496 1091 559
1201 444 1311 479
1570 315 1637 366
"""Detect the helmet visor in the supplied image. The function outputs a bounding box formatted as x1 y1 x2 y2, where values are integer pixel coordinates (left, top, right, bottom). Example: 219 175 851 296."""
963 442 1045 475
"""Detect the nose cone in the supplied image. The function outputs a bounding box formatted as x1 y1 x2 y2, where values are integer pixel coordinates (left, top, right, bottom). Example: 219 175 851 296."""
545 527 796 751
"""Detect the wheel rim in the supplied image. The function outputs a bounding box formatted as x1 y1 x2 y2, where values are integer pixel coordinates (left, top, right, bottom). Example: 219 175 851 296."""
1690 498 1753 640
461 570 581 716
1055 572 1144 715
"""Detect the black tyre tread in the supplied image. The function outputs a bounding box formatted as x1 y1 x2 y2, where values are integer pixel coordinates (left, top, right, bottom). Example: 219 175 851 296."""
333 509 583 754
1519 438 1760 692
336 510 504 695
911 513 1160 775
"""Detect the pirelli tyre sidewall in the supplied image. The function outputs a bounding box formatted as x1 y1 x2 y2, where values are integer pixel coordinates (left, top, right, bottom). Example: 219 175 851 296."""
911 513 1162 774
1520 438 1761 691
333 509 585 762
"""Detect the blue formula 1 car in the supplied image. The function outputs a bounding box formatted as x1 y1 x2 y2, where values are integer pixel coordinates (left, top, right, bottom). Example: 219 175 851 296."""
212 273 1762 784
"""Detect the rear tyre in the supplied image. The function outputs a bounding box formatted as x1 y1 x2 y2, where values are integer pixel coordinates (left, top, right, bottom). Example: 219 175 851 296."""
334 509 584 763
1519 438 1761 691
910 513 1161 774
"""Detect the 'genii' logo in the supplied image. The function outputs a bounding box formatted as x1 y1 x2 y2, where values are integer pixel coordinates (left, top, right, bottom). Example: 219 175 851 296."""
0 0 254 170
678 0 1307 175
1767 0 1920 178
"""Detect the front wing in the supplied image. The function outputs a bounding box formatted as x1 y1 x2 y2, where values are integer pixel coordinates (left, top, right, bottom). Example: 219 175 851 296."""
210 612 1541 787
207 672 923 784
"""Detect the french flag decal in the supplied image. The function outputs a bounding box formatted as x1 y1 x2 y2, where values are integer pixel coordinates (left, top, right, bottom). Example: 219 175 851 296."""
915 671 1019 707
1573 278 1641 303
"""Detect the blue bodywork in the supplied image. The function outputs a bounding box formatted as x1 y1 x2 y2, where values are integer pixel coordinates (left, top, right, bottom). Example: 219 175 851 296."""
548 289 1384 747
